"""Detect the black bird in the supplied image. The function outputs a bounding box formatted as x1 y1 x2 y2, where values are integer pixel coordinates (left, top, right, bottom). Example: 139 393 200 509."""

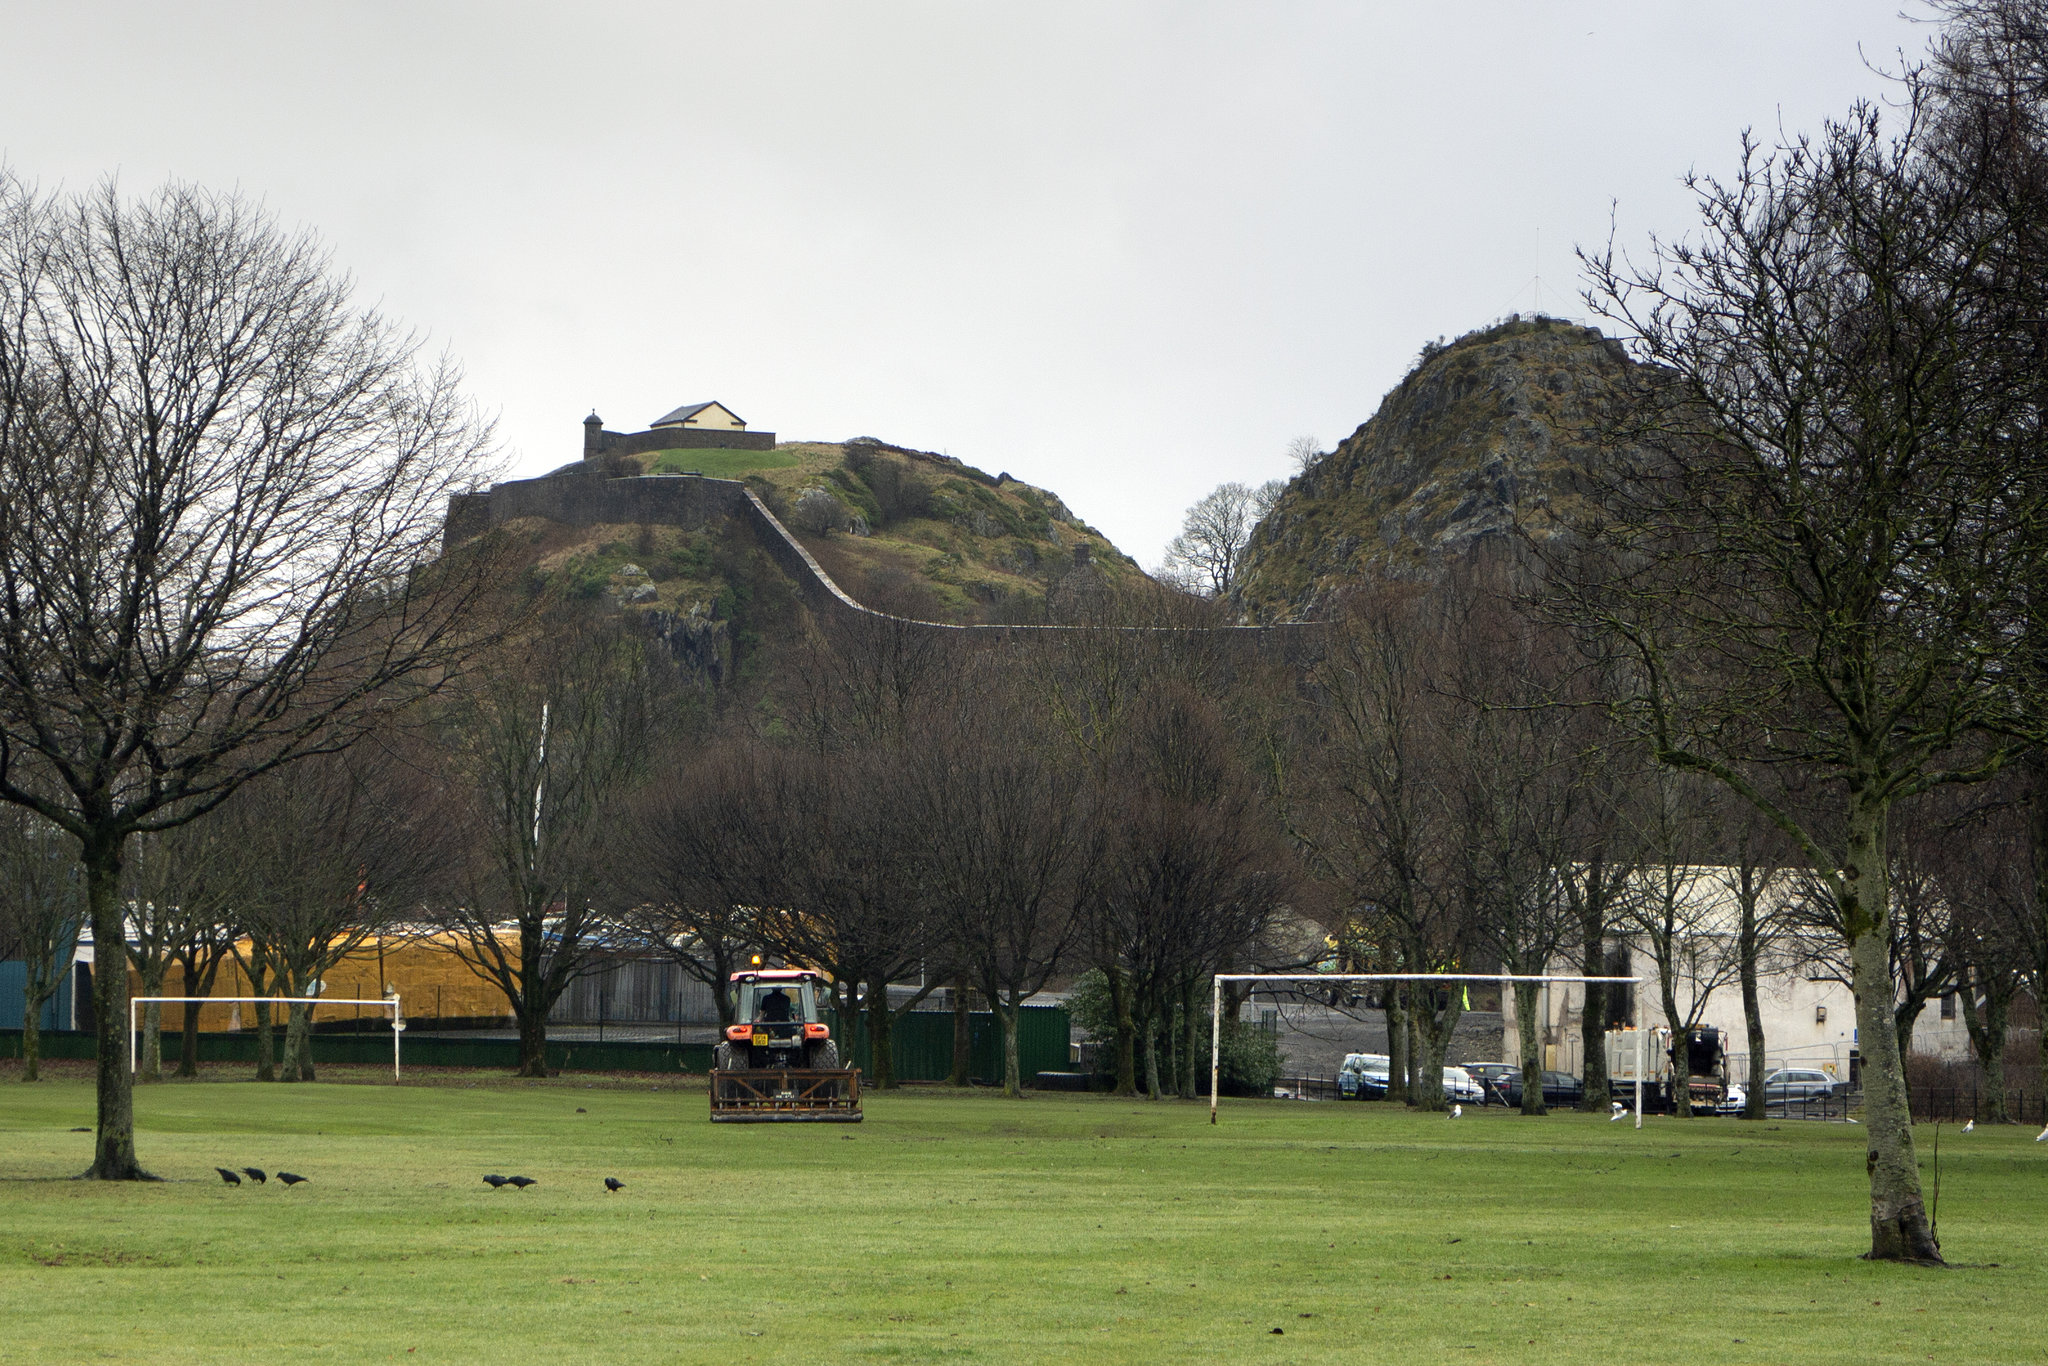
241 1167 268 1185
214 1167 241 1186
483 1174 510 1189
604 1178 624 1193
276 1172 308 1186
507 1175 536 1189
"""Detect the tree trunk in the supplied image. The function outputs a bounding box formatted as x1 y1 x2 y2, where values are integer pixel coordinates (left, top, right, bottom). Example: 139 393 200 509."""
137 960 168 1082
1579 905 1609 1111
949 977 972 1086
1179 973 1200 1099
176 942 225 1080
1411 983 1461 1112
866 973 895 1088
1659 971 1692 1119
1384 991 1407 1105
1513 979 1545 1116
253 999 276 1081
20 996 43 1082
1740 884 1769 1120
1106 963 1138 1096
1141 983 1163 1100
82 834 152 1180
1843 797 1942 1264
1956 970 2010 1124
995 995 1022 1098
516 1007 548 1077
283 1000 316 1082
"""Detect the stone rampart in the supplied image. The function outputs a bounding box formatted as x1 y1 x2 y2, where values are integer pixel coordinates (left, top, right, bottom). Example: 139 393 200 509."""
584 424 776 460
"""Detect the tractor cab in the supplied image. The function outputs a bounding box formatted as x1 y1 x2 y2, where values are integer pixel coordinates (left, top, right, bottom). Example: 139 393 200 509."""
722 970 833 1068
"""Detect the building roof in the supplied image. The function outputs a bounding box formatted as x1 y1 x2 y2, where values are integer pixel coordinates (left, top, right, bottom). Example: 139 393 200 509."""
651 400 745 428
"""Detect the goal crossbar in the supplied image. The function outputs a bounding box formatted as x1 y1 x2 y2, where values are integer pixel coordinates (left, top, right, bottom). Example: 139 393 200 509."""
130 995 405 1081
1209 973 1643 1125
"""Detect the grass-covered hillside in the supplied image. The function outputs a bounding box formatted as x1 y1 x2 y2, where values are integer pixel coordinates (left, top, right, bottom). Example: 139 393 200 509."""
515 437 1140 628
1235 316 1633 619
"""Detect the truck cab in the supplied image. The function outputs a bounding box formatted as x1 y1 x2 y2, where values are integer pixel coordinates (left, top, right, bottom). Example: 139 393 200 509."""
719 970 837 1070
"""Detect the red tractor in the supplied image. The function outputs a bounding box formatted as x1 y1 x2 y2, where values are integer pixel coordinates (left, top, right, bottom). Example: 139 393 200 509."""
710 969 861 1122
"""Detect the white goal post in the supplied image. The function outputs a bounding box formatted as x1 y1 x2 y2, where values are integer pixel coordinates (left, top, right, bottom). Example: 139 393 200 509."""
1209 973 1643 1126
131 995 405 1081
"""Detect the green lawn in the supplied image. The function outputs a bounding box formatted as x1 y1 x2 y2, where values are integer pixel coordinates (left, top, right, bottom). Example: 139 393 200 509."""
646 448 800 478
0 1067 2041 1365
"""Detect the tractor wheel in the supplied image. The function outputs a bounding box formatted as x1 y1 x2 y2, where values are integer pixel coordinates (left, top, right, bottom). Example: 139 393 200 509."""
806 1040 841 1098
714 1043 748 1098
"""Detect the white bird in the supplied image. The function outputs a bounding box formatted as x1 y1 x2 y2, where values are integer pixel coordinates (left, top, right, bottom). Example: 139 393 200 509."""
1847 1117 1859 1124
2035 1123 2047 1143
1611 1101 1626 1114
1962 1120 1974 1134
1449 1104 1463 1119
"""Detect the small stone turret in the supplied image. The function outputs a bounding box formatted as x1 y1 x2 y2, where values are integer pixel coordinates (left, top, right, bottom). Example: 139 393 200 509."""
583 411 605 461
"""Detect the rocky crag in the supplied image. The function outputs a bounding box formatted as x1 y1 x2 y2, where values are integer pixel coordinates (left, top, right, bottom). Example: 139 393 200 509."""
1234 316 1633 620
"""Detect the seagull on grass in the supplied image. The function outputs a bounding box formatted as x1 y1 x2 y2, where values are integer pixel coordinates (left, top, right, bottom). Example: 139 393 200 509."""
604 1178 624 1193
1449 1105 1462 1120
2035 1123 2048 1143
276 1172 308 1186
1609 1106 1628 1123
1962 1120 1974 1134
214 1167 241 1187
241 1167 268 1184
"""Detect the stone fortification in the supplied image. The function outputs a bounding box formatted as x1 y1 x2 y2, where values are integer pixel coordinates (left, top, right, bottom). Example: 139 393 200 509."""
582 413 775 461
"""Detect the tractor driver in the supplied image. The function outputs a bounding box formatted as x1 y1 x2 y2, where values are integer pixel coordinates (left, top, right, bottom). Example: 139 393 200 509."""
757 988 794 1023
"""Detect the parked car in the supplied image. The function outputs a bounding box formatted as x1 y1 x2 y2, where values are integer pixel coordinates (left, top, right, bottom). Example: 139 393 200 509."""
1500 1069 1584 1108
1338 1053 1390 1100
1460 1061 1518 1103
1762 1068 1844 1105
1715 1081 1748 1115
1442 1066 1486 1104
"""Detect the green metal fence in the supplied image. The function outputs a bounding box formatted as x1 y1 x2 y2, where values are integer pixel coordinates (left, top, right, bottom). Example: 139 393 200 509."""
2 1007 1072 1082
834 1006 1071 1083
0 1029 714 1075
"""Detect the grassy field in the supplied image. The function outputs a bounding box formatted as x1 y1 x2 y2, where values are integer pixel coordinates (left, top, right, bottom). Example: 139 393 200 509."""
0 1065 2041 1365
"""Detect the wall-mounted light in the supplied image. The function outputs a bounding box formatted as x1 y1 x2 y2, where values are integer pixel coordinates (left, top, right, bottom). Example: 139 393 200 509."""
1815 1005 1827 1026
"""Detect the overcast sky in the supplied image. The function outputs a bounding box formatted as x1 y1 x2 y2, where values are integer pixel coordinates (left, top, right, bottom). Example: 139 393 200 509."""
3 3 1935 566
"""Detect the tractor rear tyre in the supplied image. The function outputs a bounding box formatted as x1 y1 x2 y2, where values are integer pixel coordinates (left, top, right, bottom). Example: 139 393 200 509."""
715 1042 749 1098
807 1040 841 1097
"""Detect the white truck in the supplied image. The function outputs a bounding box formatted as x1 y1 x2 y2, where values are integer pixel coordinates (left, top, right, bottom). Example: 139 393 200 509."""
1606 1024 1739 1115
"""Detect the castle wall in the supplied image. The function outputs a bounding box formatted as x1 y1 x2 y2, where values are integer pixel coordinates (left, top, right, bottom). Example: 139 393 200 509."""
583 425 776 460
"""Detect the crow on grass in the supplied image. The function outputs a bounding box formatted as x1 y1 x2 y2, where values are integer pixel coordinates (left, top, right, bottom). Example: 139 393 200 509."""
241 1167 268 1184
507 1176 536 1189
483 1174 510 1189
276 1172 308 1186
214 1167 241 1186
605 1178 624 1192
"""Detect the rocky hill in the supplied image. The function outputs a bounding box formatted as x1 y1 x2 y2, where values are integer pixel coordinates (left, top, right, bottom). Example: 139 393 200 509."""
1234 316 1633 619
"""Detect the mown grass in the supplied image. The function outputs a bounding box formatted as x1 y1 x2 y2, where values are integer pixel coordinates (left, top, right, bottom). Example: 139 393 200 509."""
0 1067 2041 1365
646 448 801 478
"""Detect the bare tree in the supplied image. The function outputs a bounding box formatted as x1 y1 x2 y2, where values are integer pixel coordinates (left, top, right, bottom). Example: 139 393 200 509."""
909 670 1092 1097
1159 482 1266 598
0 175 497 1177
0 808 79 1081
433 612 668 1076
222 749 440 1082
